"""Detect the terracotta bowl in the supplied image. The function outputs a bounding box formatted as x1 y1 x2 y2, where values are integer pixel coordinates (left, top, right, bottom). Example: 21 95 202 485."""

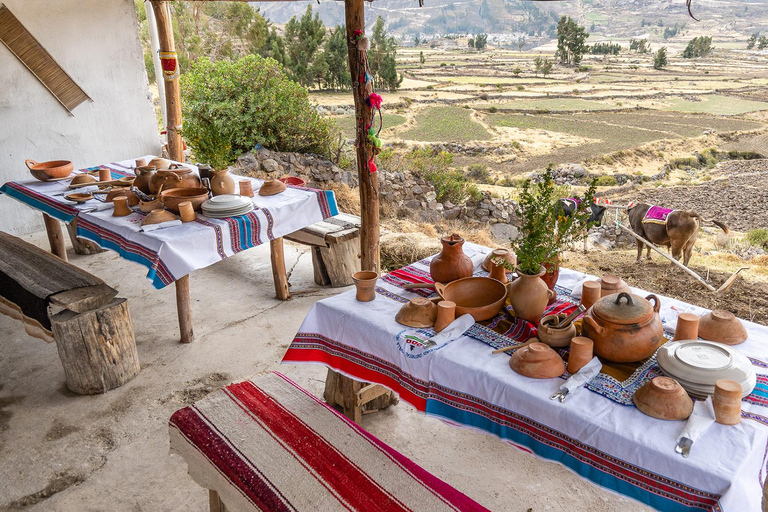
142 209 177 226
148 157 170 170
435 276 507 322
106 189 139 206
259 179 287 196
538 314 577 348
633 376 693 421
509 342 566 379
698 310 747 346
139 199 164 213
278 176 307 187
396 298 438 328
26 159 73 181
70 174 98 186
598 274 631 297
64 192 93 204
481 248 517 272
160 187 209 213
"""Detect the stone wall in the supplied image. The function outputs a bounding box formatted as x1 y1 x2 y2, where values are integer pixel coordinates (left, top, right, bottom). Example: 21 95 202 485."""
236 147 358 187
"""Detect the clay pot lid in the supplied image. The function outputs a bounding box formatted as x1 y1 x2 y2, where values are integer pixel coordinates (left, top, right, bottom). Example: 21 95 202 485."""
699 310 747 345
592 292 653 325
441 233 465 245
259 179 287 196
599 275 627 290
395 297 438 328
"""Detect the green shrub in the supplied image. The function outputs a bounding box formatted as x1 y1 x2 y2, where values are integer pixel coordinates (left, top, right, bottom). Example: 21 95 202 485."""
181 55 337 169
516 85 525 91
594 175 618 187
440 62 447 67
669 156 699 169
488 106 498 113
423 168 482 204
426 85 434 90
467 164 491 183
746 229 768 249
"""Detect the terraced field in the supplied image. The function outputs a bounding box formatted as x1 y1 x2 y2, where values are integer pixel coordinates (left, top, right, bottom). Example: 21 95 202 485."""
400 106 492 142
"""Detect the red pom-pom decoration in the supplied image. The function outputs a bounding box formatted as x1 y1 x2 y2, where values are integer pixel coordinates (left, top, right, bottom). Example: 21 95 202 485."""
368 159 377 173
368 93 383 109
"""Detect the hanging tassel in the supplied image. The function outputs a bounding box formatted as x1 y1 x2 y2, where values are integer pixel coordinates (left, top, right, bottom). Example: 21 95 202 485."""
358 36 371 51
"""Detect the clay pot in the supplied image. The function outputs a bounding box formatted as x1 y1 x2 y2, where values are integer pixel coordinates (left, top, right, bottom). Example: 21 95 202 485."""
106 189 139 207
541 257 560 305
142 209 177 226
149 165 201 194
434 301 456 333
673 312 700 341
538 314 577 348
112 196 132 217
430 234 473 283
482 248 516 272
259 179 287 196
352 271 378 302
582 292 664 363
160 187 209 213
568 337 594 374
698 310 747 346
633 377 693 421
507 267 557 324
509 342 566 379
134 166 156 194
135 158 147 168
598 275 631 297
70 174 98 186
279 176 307 187
435 277 507 322
26 159 73 181
581 281 601 310
713 379 742 425
139 198 163 213
395 298 437 328
210 169 236 196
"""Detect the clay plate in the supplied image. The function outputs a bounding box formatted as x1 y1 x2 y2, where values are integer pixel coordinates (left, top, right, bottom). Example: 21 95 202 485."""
64 192 93 204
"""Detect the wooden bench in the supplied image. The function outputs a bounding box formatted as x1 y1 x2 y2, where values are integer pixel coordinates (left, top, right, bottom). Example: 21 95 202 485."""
0 231 139 394
285 213 361 287
169 371 488 512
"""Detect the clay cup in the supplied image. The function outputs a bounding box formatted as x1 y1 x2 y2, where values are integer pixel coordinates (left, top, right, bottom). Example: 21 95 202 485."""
581 281 601 310
568 337 594 374
713 379 742 425
434 301 456 333
673 312 700 341
352 271 378 302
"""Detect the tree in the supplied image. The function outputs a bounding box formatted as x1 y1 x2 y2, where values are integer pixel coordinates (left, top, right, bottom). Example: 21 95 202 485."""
370 16 403 90
682 36 713 58
513 67 522 76
517 37 525 51
323 25 349 90
413 33 422 46
534 56 543 76
759 36 768 50
475 34 488 50
541 58 553 77
747 33 758 49
468 38 475 49
284 5 326 87
629 38 649 54
555 16 589 65
419 51 426 64
653 47 668 69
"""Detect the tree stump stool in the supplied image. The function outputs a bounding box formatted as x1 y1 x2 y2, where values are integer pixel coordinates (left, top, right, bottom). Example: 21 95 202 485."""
323 368 398 424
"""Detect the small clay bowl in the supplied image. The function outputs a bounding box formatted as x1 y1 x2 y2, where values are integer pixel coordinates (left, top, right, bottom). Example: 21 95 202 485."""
106 189 139 206
259 179 287 196
139 199 164 213
148 157 171 170
509 342 566 379
395 298 438 328
64 192 93 204
26 159 73 181
160 187 209 213
482 248 517 272
633 376 693 421
698 310 747 346
278 176 307 187
142 209 177 226
537 314 577 348
598 275 631 297
69 174 98 187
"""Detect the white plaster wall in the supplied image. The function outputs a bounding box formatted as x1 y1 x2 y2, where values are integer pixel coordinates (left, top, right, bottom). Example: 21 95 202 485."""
0 0 160 235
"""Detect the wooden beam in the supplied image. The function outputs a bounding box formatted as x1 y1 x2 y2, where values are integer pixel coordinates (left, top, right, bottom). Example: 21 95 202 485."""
150 1 184 162
345 0 380 273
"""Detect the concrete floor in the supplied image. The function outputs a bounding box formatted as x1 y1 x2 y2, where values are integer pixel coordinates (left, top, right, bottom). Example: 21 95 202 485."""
0 230 649 512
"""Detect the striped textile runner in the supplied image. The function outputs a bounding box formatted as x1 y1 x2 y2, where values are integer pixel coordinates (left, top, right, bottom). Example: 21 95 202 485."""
169 372 488 512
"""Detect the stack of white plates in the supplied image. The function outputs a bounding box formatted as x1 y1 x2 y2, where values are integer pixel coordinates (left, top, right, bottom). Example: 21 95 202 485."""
657 340 756 399
201 195 254 219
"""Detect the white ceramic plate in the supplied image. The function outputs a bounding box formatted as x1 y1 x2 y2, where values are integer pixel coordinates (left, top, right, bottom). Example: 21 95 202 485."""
201 195 251 211
202 203 254 219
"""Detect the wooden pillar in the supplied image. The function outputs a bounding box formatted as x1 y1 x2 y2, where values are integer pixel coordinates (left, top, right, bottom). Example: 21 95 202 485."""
344 0 380 273
42 213 67 261
150 1 184 162
270 238 291 300
175 274 194 343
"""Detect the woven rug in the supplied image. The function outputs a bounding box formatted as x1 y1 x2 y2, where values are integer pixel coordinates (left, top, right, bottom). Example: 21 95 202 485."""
169 371 489 512
642 205 674 225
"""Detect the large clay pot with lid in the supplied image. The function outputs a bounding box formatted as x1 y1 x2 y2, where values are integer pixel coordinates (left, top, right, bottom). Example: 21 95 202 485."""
582 292 664 363
506 267 557 324
429 234 473 283
149 164 201 194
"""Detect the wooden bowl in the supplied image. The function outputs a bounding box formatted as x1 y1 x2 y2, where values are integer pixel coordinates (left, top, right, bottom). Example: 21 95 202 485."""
633 376 693 421
509 342 566 379
106 189 139 206
435 276 507 322
278 176 307 187
26 159 73 181
698 310 747 346
69 174 98 187
142 209 177 226
395 298 438 328
160 187 209 213
259 179 287 196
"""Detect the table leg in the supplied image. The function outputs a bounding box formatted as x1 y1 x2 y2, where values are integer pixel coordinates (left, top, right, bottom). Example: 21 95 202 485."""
42 213 67 261
209 490 225 512
270 237 291 300
175 275 194 343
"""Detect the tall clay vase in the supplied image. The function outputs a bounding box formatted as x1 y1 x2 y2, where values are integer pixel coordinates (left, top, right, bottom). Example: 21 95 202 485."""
507 267 557 324
429 234 473 283
541 256 560 305
210 169 236 196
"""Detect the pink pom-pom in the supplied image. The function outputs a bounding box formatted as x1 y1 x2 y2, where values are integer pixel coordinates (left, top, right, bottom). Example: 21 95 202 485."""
368 160 377 173
368 93 383 109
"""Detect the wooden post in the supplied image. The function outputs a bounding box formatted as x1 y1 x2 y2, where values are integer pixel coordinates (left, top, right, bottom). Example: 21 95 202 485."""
42 213 67 261
270 238 291 300
66 218 105 255
175 274 194 343
345 0 380 273
150 1 184 162
50 298 140 395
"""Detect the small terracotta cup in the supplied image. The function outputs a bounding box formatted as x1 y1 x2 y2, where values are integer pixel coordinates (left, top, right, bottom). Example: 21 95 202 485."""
581 281 601 310
352 271 378 302
673 312 700 341
434 301 456 333
568 336 594 374
112 196 132 217
178 201 196 222
713 379 742 425
135 158 147 168
239 180 254 197
489 260 508 284
99 167 112 182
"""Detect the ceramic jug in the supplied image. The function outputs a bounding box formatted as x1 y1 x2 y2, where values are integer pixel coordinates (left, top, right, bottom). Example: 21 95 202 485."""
210 169 236 196
429 234 473 283
134 166 156 195
507 267 556 324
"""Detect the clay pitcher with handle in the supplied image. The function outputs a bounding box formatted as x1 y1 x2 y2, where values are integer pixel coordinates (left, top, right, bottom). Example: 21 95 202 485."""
507 267 556 324
210 169 236 196
429 234 473 283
